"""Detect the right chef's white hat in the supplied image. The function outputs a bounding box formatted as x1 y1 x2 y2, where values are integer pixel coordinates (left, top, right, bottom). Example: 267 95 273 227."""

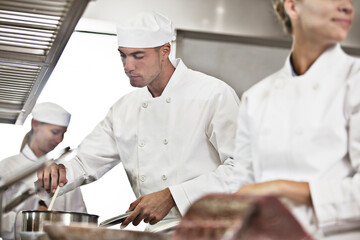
32 102 71 127
116 12 176 48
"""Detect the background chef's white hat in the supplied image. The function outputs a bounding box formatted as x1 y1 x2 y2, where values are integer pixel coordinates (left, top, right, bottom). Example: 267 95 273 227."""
116 11 176 48
32 102 71 127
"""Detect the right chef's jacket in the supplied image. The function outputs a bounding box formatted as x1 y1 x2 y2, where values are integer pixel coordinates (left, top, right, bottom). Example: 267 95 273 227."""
235 44 360 239
58 59 241 227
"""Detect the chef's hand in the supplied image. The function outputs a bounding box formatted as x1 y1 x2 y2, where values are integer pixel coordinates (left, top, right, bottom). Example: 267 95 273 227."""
236 180 312 206
121 188 176 228
37 162 68 193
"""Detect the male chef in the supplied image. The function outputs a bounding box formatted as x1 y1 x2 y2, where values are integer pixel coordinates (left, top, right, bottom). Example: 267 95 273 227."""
37 12 241 230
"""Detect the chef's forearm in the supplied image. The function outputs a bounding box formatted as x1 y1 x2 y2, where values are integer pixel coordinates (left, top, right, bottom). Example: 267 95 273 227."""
279 180 312 206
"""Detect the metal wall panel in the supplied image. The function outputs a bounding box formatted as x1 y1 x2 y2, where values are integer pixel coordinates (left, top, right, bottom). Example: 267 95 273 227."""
81 0 360 52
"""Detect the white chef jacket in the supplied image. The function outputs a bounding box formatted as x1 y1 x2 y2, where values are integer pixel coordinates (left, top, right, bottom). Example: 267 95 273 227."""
235 44 360 239
0 145 87 240
58 58 241 228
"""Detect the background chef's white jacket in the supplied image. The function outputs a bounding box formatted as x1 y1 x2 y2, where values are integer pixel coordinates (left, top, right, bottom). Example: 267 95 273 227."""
58 58 241 227
235 44 360 239
0 145 87 240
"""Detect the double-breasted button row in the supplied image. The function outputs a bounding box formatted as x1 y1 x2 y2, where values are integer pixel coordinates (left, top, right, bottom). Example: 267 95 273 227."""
138 139 169 146
136 175 167 182
141 98 171 109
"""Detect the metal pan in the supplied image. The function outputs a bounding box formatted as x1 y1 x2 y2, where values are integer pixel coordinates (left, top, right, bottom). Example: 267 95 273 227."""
22 210 98 232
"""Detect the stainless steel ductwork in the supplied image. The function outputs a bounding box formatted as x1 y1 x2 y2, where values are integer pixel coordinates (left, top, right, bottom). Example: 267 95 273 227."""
0 0 90 125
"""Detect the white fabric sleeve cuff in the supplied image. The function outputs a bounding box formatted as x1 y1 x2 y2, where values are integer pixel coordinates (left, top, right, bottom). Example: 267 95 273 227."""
169 184 191 216
309 180 334 228
310 179 360 234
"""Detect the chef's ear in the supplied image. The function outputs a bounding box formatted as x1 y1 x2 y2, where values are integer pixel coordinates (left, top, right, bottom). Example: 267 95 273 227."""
32 119 40 131
284 0 300 21
160 43 171 58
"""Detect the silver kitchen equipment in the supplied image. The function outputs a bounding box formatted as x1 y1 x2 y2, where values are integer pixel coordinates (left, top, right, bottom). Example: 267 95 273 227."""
22 210 99 232
99 211 133 227
21 210 98 240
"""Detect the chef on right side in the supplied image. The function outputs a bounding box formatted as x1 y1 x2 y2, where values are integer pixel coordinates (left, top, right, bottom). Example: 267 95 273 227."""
235 0 360 239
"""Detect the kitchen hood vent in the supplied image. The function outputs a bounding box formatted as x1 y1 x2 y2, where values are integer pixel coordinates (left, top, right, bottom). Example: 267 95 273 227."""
0 0 90 125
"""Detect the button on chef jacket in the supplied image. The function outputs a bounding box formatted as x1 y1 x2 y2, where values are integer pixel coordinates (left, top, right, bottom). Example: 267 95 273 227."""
60 58 241 227
0 145 87 240
235 44 360 239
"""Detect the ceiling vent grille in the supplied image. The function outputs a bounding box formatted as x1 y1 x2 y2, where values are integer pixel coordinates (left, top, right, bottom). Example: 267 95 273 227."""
0 0 90 124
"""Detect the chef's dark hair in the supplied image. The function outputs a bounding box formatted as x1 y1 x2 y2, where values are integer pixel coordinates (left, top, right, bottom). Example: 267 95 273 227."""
20 130 33 152
19 120 46 152
274 0 293 35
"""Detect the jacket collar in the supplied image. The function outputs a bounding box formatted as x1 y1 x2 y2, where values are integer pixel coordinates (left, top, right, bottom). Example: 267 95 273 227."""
22 144 39 162
143 58 187 98
281 43 347 81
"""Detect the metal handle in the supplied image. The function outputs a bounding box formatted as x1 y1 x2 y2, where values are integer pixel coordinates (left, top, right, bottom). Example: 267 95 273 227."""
3 189 37 213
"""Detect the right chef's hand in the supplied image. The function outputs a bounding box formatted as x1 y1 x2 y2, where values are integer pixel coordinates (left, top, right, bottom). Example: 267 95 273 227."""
121 188 175 228
37 162 68 193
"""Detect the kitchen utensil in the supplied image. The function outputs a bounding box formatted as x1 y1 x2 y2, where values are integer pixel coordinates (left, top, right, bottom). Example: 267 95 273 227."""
47 186 60 211
3 189 37 213
99 211 133 227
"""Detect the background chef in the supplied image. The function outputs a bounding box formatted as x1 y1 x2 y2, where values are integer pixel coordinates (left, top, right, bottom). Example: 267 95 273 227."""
37 12 241 230
0 102 87 240
234 0 360 239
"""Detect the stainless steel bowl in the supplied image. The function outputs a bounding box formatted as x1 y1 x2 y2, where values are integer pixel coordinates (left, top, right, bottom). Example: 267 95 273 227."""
22 210 98 232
